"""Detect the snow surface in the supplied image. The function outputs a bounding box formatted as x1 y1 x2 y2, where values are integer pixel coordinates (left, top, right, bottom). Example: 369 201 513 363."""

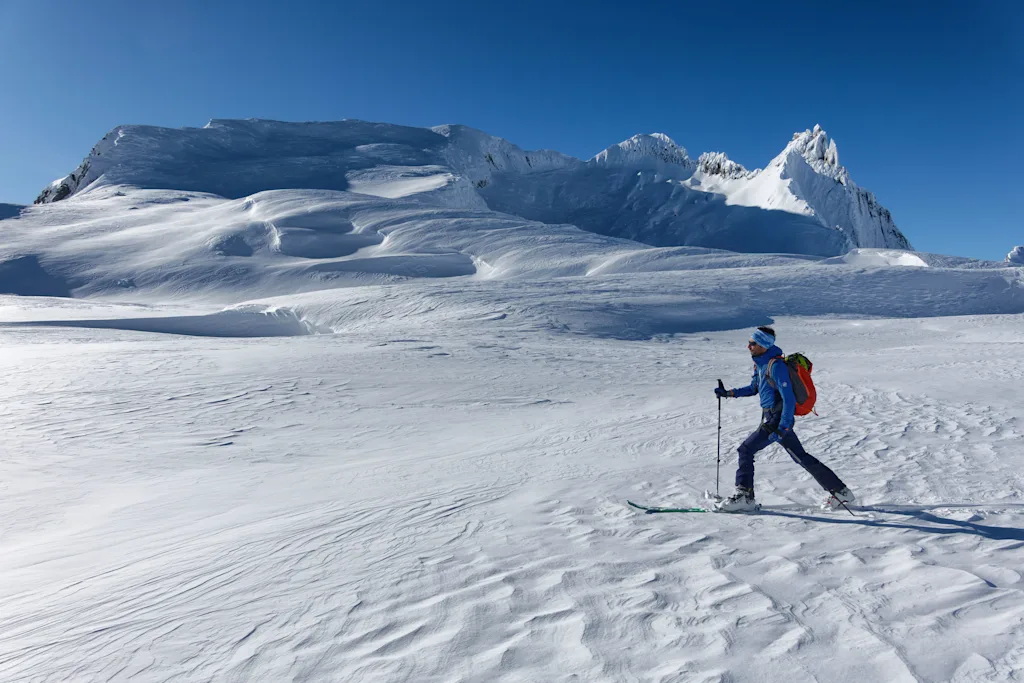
0 186 1014 308
1008 246 1024 264
2 302 1024 682
33 118 911 256
821 248 929 268
2 121 1024 681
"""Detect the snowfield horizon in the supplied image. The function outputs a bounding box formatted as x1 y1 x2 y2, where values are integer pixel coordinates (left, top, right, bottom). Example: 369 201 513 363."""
1 116 1023 682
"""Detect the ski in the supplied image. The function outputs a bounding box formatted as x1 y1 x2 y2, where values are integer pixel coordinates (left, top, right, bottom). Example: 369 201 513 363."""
714 504 762 513
627 500 709 514
627 500 764 514
629 491 850 516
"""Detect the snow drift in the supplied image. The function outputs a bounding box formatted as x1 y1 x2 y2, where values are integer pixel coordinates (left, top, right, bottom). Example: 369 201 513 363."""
5 184 1020 324
821 248 929 268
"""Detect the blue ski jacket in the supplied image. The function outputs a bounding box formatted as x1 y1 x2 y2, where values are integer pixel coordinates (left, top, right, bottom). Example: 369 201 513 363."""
731 345 796 429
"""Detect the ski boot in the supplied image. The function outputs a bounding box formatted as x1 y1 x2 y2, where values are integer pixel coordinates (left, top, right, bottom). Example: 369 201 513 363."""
821 487 856 511
714 486 760 513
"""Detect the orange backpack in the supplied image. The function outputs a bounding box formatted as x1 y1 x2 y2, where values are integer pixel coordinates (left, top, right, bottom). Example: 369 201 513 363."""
766 353 817 416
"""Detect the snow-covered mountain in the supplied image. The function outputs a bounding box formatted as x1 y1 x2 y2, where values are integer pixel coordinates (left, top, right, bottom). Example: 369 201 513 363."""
34 119 910 256
685 125 910 251
1008 246 1024 264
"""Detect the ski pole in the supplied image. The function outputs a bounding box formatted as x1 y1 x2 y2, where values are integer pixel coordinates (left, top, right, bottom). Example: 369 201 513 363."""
716 379 724 497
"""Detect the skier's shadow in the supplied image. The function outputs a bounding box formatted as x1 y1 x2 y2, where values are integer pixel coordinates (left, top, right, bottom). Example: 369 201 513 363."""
761 504 1024 543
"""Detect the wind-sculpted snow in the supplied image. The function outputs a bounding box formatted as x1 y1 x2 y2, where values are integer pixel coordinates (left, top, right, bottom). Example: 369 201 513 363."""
821 248 929 268
32 118 911 255
3 305 322 337
3 185 1021 337
7 188 504 302
478 165 851 255
33 119 451 203
265 264 1024 340
2 310 1023 682
11 255 1017 342
4 186 1020 331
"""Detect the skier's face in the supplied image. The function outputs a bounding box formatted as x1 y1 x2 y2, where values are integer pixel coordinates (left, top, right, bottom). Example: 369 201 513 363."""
748 340 767 357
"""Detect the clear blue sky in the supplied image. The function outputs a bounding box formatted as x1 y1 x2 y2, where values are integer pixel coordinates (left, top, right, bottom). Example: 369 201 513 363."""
1 0 1020 259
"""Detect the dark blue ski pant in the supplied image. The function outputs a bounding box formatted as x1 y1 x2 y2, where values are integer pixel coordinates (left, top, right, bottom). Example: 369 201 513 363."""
736 409 845 492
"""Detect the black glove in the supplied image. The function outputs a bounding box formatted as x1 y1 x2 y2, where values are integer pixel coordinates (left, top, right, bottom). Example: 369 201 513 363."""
715 386 729 399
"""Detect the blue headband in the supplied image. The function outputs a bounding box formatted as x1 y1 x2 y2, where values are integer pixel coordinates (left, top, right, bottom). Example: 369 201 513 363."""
751 329 775 348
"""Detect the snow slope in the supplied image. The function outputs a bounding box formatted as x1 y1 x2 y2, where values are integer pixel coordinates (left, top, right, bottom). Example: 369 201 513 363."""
2 304 1024 682
1 185 1016 313
33 118 910 256
2 118 1024 683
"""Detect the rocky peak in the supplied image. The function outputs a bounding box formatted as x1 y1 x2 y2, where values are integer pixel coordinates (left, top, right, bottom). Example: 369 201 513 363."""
783 124 848 185
696 152 751 179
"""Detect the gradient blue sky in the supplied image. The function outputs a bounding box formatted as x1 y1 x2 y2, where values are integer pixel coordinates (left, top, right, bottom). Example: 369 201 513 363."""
1 0 1020 259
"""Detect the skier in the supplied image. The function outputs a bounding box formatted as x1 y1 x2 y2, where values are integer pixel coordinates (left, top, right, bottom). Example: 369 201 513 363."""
713 326 855 512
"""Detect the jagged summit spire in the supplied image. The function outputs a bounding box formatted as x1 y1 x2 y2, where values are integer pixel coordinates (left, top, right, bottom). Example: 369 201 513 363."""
781 125 847 184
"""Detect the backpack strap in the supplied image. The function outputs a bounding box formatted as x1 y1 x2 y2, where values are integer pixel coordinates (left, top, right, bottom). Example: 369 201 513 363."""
764 356 784 390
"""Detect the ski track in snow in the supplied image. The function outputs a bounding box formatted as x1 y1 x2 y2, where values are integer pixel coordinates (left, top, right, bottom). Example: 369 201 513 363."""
1 314 1023 682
